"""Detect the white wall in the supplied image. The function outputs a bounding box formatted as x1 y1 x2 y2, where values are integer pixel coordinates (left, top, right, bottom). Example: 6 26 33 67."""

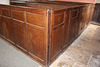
96 0 100 3
0 0 10 5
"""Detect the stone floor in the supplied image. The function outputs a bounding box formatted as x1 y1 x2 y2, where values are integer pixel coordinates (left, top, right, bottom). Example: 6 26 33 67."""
0 24 100 67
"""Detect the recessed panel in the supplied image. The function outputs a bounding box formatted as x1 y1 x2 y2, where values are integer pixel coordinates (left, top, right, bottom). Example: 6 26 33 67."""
14 22 27 50
27 27 45 60
2 8 10 17
11 10 24 21
50 26 64 59
5 18 16 43
54 13 64 27
26 12 44 27
71 8 79 19
0 9 1 15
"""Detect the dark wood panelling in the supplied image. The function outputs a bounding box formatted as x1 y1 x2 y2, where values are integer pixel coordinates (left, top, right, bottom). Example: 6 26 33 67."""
26 12 44 27
0 2 94 67
90 5 95 22
63 10 70 47
67 8 79 42
92 4 100 22
11 10 24 21
14 22 27 50
49 4 94 64
0 8 1 15
0 16 2 34
54 13 64 27
78 6 86 33
27 27 45 61
5 17 16 43
68 17 77 42
0 17 7 37
2 8 11 17
71 8 79 19
50 25 64 60
85 5 91 26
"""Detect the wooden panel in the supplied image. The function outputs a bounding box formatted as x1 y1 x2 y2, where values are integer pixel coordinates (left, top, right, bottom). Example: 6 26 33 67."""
0 17 7 37
68 18 77 42
71 8 79 19
11 10 24 21
87 6 90 24
56 0 95 3
0 16 2 34
92 4 100 22
84 6 90 26
74 8 80 36
78 7 84 32
78 6 86 32
75 18 79 35
90 5 95 22
82 6 86 29
5 17 16 43
50 26 64 59
2 8 10 17
26 12 44 27
27 27 45 61
67 8 79 42
14 22 27 50
0 8 1 15
71 8 79 36
64 10 70 47
54 13 64 27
